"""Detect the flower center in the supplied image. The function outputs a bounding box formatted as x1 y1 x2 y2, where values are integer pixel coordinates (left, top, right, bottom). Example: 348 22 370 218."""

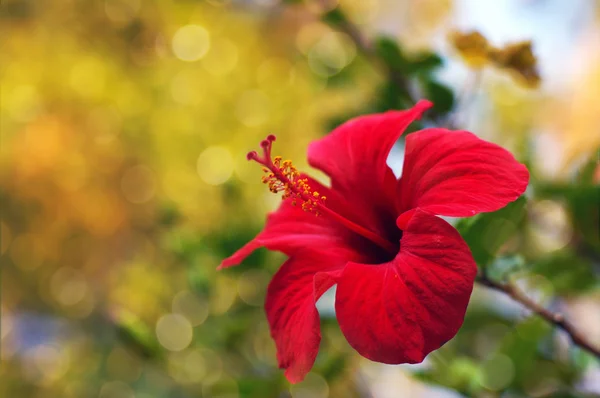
247 135 398 255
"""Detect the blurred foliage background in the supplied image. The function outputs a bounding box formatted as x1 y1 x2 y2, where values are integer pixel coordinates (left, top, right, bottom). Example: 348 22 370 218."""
1 0 599 397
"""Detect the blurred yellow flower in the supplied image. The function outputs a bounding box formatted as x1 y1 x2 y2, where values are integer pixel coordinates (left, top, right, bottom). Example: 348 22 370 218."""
450 30 540 88
489 41 541 89
450 30 491 68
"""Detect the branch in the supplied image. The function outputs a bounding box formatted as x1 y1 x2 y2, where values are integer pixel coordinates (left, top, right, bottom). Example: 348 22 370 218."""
314 1 600 361
323 6 411 96
477 274 600 360
315 0 448 126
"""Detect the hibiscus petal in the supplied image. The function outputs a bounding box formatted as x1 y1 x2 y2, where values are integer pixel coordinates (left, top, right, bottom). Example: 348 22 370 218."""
396 128 529 225
308 100 432 191
335 210 477 364
219 176 376 269
307 101 432 237
266 252 342 383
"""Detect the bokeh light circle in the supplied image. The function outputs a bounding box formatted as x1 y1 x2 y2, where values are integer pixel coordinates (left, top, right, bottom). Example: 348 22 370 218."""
172 25 210 62
50 267 89 307
99 380 135 398
197 146 234 186
121 165 156 204
156 313 193 352
172 290 209 326
481 354 515 391
235 90 270 127
307 32 356 77
202 38 239 76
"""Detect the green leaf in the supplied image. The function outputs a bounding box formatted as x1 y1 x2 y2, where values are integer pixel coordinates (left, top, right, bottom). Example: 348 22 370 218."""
238 377 284 398
316 352 349 381
404 51 444 75
321 8 346 26
157 202 180 227
498 317 552 388
531 250 597 295
374 36 409 73
413 356 482 395
457 196 527 267
374 36 443 75
422 79 455 115
537 183 600 251
374 81 412 112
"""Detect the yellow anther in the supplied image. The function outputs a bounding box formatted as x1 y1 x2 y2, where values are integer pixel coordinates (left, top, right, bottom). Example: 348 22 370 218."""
252 149 326 215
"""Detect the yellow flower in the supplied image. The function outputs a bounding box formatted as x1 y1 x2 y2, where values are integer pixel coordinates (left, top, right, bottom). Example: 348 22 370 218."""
449 30 491 68
489 41 541 89
450 30 541 89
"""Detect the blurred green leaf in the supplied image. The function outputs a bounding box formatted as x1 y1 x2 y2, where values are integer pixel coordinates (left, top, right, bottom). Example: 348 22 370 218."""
238 377 283 398
374 36 443 75
374 36 409 73
325 56 361 87
457 196 527 267
408 51 444 73
542 392 599 398
499 318 551 388
321 8 346 26
414 356 482 395
316 352 349 382
537 184 600 251
157 202 181 227
422 80 455 115
373 81 413 112
210 227 268 271
531 250 597 295
187 259 212 296
112 309 162 360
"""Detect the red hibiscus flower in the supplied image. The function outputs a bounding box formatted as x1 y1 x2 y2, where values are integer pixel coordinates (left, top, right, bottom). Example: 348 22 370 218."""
219 100 529 383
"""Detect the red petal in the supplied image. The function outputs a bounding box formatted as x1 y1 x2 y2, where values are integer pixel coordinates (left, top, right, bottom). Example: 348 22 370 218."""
219 177 372 269
307 101 432 237
335 210 476 364
396 128 529 223
266 251 342 383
